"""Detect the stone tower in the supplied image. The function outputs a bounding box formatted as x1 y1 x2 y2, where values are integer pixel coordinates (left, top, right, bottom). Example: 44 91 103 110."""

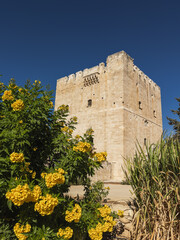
55 51 162 181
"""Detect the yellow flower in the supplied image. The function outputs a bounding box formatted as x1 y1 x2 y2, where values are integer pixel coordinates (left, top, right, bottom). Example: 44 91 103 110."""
2 90 14 101
45 170 65 188
118 210 124 217
33 80 41 85
73 141 92 152
10 152 25 163
34 194 58 216
6 184 32 206
33 147 37 151
19 120 23 124
98 205 111 218
58 104 69 111
11 99 24 111
32 171 36 179
88 223 103 240
13 223 31 240
65 204 82 223
61 126 73 134
41 172 47 179
49 101 53 108
94 152 107 162
57 227 73 239
31 185 41 202
6 184 41 206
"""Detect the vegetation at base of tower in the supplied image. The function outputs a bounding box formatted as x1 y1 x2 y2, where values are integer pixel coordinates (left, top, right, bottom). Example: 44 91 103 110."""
124 137 180 239
167 97 180 141
0 79 124 240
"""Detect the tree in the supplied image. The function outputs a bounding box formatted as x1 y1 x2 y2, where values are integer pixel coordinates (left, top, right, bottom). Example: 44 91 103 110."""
167 97 180 141
0 79 119 240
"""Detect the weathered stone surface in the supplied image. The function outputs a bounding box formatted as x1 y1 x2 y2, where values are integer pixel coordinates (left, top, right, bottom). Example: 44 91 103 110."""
55 51 162 181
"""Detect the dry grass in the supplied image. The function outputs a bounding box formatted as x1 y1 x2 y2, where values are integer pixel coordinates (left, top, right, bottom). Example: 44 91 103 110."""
124 138 180 240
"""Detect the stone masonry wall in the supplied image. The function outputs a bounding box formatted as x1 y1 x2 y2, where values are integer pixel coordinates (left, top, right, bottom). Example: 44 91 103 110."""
55 51 163 181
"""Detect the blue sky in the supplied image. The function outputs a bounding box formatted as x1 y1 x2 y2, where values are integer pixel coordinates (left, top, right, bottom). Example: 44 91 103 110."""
0 0 179 133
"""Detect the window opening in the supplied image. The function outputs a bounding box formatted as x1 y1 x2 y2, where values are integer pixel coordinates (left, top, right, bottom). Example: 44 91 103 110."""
153 110 156 118
88 99 92 107
139 101 142 110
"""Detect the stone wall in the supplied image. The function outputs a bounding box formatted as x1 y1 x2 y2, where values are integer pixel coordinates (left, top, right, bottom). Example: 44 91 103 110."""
55 51 163 181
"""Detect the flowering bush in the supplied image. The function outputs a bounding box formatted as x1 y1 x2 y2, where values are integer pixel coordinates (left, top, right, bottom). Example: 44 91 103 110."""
0 79 119 239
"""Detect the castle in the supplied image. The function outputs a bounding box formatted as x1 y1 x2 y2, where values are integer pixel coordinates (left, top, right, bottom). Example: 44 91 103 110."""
55 51 162 181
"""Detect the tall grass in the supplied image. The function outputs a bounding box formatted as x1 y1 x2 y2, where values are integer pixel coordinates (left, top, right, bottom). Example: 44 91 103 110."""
124 137 180 240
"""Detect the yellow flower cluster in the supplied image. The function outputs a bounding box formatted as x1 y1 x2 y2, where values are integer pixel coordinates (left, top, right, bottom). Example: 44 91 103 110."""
10 152 25 163
31 185 42 202
61 126 73 134
13 223 31 240
88 216 116 240
58 104 69 111
117 210 124 217
49 101 54 108
73 141 92 153
2 90 14 101
45 168 65 188
32 171 36 179
57 227 73 239
88 223 103 240
11 99 24 111
94 152 107 162
98 205 111 218
34 194 58 216
65 204 82 223
102 215 116 232
6 184 41 206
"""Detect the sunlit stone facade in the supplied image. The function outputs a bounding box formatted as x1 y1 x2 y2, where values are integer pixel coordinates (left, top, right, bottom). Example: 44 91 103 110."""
55 51 162 181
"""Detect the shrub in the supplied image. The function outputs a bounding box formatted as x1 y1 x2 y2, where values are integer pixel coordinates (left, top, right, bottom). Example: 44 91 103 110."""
0 79 118 240
124 138 180 239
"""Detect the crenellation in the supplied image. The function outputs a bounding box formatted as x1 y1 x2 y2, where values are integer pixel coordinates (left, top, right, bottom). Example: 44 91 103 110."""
132 64 160 92
68 74 75 82
55 50 162 182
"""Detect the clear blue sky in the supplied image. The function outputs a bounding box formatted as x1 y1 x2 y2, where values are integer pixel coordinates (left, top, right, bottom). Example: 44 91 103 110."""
0 0 179 133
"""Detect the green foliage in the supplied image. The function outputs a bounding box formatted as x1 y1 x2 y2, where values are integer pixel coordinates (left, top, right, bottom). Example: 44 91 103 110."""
0 79 117 240
84 181 109 203
167 97 180 141
124 137 180 239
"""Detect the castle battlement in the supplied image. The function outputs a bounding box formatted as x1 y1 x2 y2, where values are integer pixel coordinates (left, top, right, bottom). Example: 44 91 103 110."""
57 51 159 91
55 51 162 181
